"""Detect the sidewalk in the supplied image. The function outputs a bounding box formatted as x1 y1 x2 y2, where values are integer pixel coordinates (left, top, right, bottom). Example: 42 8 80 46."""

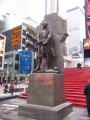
0 92 89 120
0 91 21 101
0 85 25 101
0 86 90 120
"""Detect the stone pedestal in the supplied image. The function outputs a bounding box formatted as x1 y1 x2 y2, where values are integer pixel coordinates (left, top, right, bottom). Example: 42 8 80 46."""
18 103 72 120
18 73 72 120
27 73 65 106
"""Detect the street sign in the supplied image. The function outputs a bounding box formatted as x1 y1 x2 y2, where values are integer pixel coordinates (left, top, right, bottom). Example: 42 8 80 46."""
7 71 9 75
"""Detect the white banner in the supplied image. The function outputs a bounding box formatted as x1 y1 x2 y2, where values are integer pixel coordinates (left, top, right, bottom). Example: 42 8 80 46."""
0 34 6 69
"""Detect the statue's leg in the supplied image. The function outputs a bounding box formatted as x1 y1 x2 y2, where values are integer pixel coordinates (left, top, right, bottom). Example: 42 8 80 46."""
45 55 49 70
35 57 42 70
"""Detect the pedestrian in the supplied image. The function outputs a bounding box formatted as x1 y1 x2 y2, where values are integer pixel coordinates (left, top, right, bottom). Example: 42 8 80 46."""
9 83 15 95
84 81 90 117
77 63 81 72
0 81 2 86
5 84 9 93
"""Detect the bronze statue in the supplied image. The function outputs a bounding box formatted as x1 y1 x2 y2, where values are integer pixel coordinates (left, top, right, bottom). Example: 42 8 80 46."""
35 22 55 71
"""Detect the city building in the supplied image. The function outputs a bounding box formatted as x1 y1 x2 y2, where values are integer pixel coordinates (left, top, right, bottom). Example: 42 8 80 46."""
84 0 90 66
66 7 86 67
0 16 4 33
1 23 38 82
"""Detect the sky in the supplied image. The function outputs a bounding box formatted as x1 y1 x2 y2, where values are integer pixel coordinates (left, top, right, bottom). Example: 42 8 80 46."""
0 0 85 25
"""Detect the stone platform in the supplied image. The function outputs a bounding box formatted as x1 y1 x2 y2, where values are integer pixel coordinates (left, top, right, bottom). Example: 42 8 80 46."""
18 73 72 119
18 102 72 120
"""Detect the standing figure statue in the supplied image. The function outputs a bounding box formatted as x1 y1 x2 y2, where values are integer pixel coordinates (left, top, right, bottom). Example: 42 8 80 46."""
35 22 55 71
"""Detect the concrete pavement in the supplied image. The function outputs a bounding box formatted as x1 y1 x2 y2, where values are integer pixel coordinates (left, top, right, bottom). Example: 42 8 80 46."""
0 86 90 120
0 97 89 120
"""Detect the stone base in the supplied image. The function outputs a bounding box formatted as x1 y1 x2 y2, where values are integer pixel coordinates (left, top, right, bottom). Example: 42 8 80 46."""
27 73 65 107
18 102 72 120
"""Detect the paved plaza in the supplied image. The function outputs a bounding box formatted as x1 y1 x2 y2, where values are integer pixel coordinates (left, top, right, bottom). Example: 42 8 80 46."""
0 97 89 120
0 85 90 120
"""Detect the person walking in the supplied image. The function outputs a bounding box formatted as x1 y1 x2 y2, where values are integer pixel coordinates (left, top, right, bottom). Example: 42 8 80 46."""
77 63 81 72
9 83 15 95
84 81 90 117
5 84 9 93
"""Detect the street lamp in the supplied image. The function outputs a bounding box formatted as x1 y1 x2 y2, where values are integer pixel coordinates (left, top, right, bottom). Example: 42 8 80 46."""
17 49 22 93
17 49 22 81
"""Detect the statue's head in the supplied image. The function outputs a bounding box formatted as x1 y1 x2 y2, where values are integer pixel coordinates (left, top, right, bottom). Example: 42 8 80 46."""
43 22 48 29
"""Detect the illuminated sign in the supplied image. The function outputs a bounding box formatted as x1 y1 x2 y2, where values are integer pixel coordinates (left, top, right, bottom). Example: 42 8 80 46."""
11 26 21 47
27 27 36 36
0 34 6 69
87 2 90 10
26 27 38 51
84 38 90 49
85 0 90 38
20 50 32 73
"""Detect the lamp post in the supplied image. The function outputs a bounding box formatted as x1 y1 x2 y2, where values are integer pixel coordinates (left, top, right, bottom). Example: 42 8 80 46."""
18 49 22 82
18 49 22 93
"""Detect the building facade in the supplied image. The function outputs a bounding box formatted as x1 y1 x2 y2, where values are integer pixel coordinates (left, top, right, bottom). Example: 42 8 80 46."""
66 7 85 67
1 23 38 82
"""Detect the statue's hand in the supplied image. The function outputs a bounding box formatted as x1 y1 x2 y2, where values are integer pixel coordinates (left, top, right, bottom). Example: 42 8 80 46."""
38 41 42 44
43 39 48 45
43 41 48 45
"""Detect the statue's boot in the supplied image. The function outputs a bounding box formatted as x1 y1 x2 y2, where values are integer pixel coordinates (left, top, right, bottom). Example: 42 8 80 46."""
35 57 42 71
45 55 49 70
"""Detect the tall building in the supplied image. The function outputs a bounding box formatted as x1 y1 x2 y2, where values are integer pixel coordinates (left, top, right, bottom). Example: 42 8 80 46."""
84 0 90 66
85 0 90 38
0 15 4 33
1 23 38 81
66 7 85 67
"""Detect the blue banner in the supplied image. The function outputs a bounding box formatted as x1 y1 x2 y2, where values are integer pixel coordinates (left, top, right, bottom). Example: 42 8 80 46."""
20 50 32 73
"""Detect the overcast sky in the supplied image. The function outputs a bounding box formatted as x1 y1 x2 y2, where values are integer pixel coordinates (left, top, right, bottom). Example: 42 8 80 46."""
0 0 85 24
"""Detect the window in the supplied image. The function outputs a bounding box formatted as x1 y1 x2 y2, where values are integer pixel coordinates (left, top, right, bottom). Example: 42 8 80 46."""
15 54 19 61
15 63 19 70
22 38 25 44
5 55 9 59
9 63 13 67
10 54 13 58
4 64 7 68
23 30 26 36
22 47 25 50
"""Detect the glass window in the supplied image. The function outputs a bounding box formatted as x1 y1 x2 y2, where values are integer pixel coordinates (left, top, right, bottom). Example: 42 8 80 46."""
4 64 7 68
10 54 13 58
9 63 13 67
23 30 26 36
15 63 19 70
22 38 25 44
22 47 25 50
5 55 9 59
15 54 19 61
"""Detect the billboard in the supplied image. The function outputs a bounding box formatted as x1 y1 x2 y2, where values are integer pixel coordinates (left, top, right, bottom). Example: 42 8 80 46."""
20 50 32 73
11 26 21 47
84 38 90 49
85 0 90 38
26 27 38 51
0 34 6 69
2 25 21 52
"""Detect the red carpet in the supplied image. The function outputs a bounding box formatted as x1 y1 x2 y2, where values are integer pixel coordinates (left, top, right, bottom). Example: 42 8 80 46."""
20 67 90 107
65 67 90 107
